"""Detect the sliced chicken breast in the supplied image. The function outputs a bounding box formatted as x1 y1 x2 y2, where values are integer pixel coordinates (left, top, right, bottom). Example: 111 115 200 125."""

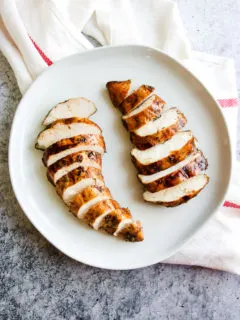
87 203 143 242
43 97 97 126
47 151 102 184
84 199 120 228
43 134 106 166
37 106 145 241
70 186 112 218
130 108 187 149
143 174 209 207
36 118 101 150
131 131 196 175
72 196 144 241
56 167 105 204
98 208 132 235
106 80 131 107
117 221 144 242
122 94 165 132
118 85 155 115
139 150 208 192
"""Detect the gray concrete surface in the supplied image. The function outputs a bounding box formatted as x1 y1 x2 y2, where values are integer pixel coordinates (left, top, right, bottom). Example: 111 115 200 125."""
0 1 240 319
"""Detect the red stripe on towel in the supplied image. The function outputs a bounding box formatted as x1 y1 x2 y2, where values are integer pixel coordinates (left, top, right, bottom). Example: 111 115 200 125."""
224 201 240 209
217 98 238 108
219 99 239 210
29 36 53 66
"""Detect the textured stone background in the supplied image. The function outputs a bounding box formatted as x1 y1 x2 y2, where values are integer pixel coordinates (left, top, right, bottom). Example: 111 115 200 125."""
1 1 240 319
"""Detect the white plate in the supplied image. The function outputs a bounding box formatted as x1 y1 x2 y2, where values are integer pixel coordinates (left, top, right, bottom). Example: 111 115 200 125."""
9 45 231 270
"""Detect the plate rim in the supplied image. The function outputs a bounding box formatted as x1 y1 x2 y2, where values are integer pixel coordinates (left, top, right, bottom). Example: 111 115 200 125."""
8 44 232 270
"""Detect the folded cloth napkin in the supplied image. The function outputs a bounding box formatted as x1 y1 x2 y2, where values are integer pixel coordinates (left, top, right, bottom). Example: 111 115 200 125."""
1 0 239 274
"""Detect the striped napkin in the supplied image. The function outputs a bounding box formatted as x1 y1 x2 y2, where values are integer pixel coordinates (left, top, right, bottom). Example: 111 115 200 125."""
0 0 239 274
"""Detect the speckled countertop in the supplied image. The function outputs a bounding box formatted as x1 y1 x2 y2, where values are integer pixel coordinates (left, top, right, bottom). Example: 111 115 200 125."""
1 1 240 319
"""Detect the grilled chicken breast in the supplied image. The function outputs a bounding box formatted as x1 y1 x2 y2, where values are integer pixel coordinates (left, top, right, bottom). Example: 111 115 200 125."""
139 150 208 192
43 134 106 166
117 221 144 242
98 208 132 235
47 151 102 184
37 97 144 242
43 97 97 125
118 85 155 115
122 94 165 132
71 191 144 241
130 108 187 149
131 131 196 175
36 118 101 150
106 80 209 208
56 167 105 204
106 80 131 107
70 186 112 218
71 195 144 241
84 199 120 227
143 174 209 206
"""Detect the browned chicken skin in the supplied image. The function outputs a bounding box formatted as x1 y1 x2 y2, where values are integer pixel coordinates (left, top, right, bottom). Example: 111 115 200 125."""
106 80 131 107
43 134 106 166
70 190 144 241
146 187 206 207
117 85 155 115
130 110 187 150
118 221 144 242
36 117 102 150
140 151 208 192
47 151 102 184
132 137 196 175
84 199 120 227
99 208 132 234
56 167 105 201
70 185 112 216
143 175 209 207
122 94 165 132
44 117 102 131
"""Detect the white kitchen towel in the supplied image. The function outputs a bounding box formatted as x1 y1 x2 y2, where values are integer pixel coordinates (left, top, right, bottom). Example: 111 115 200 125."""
0 0 240 274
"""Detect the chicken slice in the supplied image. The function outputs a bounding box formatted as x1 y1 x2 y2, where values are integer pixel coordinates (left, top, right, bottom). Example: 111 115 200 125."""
117 221 144 242
47 151 102 184
56 167 105 204
139 150 208 192
102 209 144 242
118 85 155 115
43 134 106 166
143 174 209 207
37 103 145 241
36 118 101 150
72 196 144 242
106 80 131 107
122 94 165 132
98 208 132 235
130 108 187 149
70 196 144 242
42 97 97 126
70 186 112 218
102 208 144 242
84 199 120 228
131 131 196 175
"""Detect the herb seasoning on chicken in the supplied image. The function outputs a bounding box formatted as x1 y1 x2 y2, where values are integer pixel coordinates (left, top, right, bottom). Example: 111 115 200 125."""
106 79 209 207
36 97 144 241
